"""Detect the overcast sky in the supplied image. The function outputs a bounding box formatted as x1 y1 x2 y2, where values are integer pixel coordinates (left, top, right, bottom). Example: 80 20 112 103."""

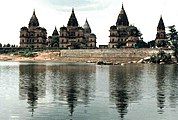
0 0 178 46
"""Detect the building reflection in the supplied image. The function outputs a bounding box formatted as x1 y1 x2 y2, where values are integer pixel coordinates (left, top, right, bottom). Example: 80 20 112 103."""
168 65 178 108
156 65 167 114
46 64 96 116
19 63 46 116
109 64 143 119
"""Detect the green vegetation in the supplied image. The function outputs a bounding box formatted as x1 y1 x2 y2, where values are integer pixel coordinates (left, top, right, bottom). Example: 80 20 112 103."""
51 36 59 47
156 40 168 47
167 25 178 62
135 40 148 48
18 50 38 57
167 25 178 41
150 51 172 64
148 40 155 48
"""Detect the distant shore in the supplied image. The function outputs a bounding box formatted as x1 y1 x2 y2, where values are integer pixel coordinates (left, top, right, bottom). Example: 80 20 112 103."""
0 52 62 62
0 48 176 65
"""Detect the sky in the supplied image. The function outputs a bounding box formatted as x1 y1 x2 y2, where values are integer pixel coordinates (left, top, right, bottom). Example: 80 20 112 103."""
0 0 178 46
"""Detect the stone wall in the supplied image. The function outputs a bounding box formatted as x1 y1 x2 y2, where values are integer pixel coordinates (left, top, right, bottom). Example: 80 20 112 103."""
59 48 174 63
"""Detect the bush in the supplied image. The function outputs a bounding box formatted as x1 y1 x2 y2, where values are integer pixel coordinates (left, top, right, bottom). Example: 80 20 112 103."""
135 40 148 48
19 50 38 57
150 51 172 64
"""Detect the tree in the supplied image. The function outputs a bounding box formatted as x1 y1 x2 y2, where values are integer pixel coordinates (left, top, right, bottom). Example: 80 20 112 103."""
148 40 156 48
156 40 168 47
167 25 178 47
135 40 148 48
150 51 172 64
11 44 16 48
0 43 2 48
3 44 6 48
6 43 10 47
167 25 178 62
51 36 59 47
167 25 178 41
137 29 143 40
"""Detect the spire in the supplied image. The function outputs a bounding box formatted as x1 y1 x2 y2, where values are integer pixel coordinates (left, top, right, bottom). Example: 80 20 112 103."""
33 9 35 15
83 19 91 33
122 2 124 9
116 4 129 26
157 16 165 31
155 15 166 40
52 26 59 36
28 9 39 28
67 8 79 27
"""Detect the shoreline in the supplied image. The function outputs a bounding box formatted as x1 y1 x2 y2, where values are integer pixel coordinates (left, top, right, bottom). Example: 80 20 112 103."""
0 49 176 64
0 54 142 64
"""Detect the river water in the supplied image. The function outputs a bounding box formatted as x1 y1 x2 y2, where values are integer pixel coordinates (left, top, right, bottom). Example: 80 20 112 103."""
0 62 178 120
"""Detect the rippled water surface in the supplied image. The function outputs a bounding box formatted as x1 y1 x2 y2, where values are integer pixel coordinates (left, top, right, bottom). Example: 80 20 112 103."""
0 62 178 120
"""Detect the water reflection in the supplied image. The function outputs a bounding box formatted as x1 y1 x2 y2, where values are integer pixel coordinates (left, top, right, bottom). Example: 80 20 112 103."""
168 65 178 108
156 65 178 114
15 63 178 119
156 65 167 114
109 64 143 119
46 64 96 116
19 64 46 116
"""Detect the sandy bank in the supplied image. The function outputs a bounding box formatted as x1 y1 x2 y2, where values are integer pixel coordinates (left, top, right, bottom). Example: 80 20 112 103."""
0 49 174 64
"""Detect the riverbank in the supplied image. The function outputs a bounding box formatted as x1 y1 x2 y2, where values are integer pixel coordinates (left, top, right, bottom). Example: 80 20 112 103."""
0 48 175 64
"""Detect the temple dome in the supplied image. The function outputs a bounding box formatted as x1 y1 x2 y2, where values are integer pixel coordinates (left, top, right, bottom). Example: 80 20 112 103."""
67 8 79 27
83 19 91 33
157 16 165 30
116 4 129 26
52 27 59 36
28 10 39 28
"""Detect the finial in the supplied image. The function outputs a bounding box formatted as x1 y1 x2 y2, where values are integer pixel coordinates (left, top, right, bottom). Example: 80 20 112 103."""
33 9 35 15
85 18 89 26
160 14 162 18
159 15 163 21
72 8 74 12
122 2 124 9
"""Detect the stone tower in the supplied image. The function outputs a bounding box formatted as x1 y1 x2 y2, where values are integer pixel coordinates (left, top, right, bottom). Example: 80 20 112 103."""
59 8 96 49
109 4 140 48
83 19 96 48
67 8 79 27
20 10 47 48
155 16 167 42
28 10 39 29
116 4 129 26
48 27 59 47
83 19 91 34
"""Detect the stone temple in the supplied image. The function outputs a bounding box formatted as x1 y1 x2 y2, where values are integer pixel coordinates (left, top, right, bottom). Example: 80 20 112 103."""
20 10 47 48
20 9 96 49
155 16 167 44
108 4 141 48
48 8 97 49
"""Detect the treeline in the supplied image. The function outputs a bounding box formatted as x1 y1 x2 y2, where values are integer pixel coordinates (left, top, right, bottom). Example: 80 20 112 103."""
148 25 178 48
0 43 18 48
115 25 178 49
